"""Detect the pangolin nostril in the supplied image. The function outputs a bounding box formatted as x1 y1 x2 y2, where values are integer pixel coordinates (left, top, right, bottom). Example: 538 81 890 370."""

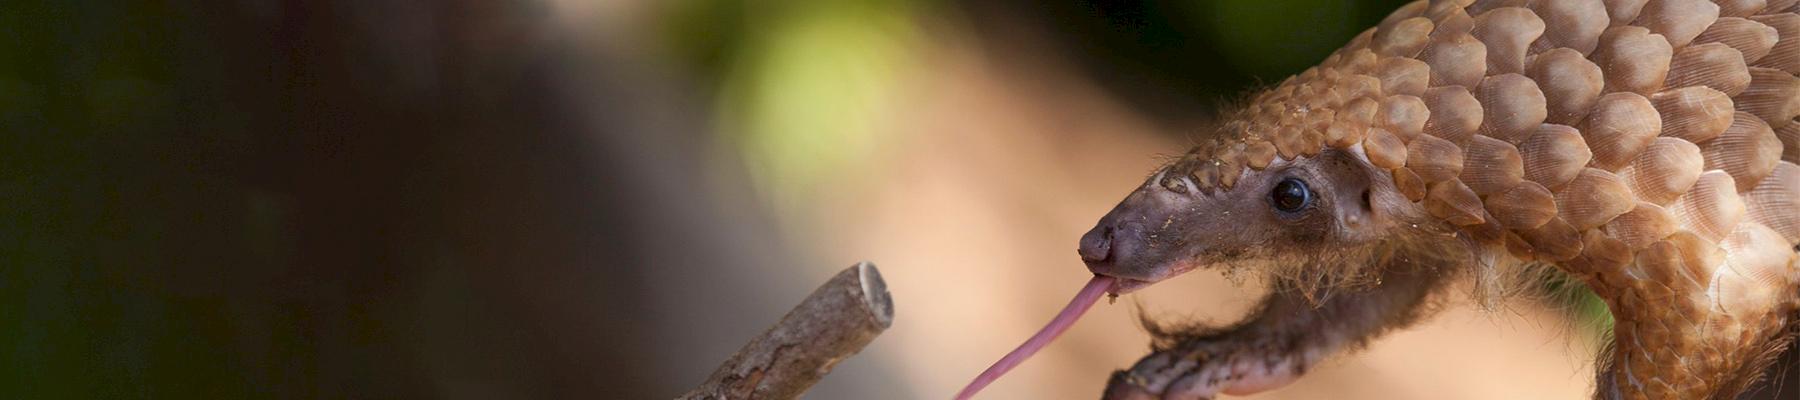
1078 226 1114 264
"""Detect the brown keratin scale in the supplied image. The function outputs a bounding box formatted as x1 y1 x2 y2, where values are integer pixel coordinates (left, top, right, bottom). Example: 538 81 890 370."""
962 0 1800 399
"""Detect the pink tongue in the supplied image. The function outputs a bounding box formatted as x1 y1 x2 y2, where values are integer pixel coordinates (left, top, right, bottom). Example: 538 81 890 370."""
954 275 1115 400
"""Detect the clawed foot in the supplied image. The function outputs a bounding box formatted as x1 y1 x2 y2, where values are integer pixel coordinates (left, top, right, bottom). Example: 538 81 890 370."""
1101 336 1310 400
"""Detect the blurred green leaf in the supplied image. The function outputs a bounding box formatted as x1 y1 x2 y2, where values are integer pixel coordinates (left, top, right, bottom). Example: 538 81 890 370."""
701 1 922 207
1544 271 1616 335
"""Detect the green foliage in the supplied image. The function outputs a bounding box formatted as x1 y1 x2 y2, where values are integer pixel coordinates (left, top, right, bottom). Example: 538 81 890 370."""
667 0 925 208
1543 271 1617 335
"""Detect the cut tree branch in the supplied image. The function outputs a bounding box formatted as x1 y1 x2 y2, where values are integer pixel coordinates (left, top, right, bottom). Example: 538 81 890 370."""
680 262 894 400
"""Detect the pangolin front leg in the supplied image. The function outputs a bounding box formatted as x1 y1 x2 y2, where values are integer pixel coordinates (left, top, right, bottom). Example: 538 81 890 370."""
1104 267 1444 400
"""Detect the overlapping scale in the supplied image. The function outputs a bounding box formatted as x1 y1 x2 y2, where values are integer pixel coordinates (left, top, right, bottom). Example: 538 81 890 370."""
1580 92 1664 169
1460 135 1527 194
1619 137 1706 205
1407 134 1467 182
1605 0 1651 26
1472 7 1546 75
1766 0 1799 13
1379 94 1431 139
1530 0 1611 54
1476 74 1549 143
1663 42 1753 95
1375 17 1437 57
1699 112 1785 191
1743 161 1800 243
1693 17 1780 63
1422 86 1485 144
1364 127 1410 169
1555 168 1639 230
1780 117 1800 163
1427 180 1488 225
1485 181 1559 229
1528 48 1608 124
1715 222 1799 310
1523 217 1585 261
1591 26 1676 94
1650 86 1737 142
1605 201 1681 249
1632 0 1720 48
1748 14 1800 73
1520 123 1596 188
1714 0 1769 18
1735 67 1800 127
1671 171 1749 241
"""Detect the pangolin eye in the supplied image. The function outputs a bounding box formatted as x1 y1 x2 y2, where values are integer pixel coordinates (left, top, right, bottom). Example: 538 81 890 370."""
1270 178 1312 213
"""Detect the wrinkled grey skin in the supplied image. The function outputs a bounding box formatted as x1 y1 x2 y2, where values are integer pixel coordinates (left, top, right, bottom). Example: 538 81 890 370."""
1079 149 1451 400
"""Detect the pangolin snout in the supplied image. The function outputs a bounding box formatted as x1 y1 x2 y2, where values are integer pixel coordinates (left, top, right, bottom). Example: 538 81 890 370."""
1077 226 1113 264
1078 179 1197 286
1080 198 1153 278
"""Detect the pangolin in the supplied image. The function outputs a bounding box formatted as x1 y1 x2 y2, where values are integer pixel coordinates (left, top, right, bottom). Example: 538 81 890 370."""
1068 0 1800 399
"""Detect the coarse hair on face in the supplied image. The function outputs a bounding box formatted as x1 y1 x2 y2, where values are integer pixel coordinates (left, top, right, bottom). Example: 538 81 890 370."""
1086 138 1564 320
1217 150 1560 310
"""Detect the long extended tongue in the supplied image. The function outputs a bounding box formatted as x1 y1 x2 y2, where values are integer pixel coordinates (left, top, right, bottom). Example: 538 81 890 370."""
954 275 1115 400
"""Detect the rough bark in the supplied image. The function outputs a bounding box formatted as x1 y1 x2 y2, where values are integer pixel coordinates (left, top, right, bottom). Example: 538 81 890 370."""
680 262 894 400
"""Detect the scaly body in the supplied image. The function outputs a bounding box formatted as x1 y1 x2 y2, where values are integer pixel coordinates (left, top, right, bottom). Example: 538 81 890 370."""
1079 0 1800 399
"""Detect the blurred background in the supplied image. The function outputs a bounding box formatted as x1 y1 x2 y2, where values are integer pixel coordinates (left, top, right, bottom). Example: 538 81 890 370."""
4 0 1793 399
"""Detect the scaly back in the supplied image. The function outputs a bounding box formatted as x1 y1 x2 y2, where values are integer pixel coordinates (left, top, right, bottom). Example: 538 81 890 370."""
1167 0 1800 398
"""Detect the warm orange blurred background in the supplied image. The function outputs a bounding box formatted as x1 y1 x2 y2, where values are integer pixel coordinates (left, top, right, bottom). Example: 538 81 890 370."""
8 0 1795 399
